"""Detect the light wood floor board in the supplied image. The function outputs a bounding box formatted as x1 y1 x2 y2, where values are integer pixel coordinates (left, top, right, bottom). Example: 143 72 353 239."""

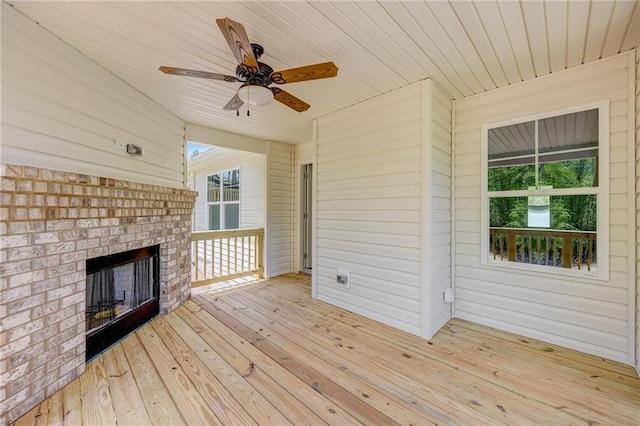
226 286 537 424
214 290 483 424
102 344 153 426
119 334 186 425
239 277 640 423
12 274 640 425
177 303 332 425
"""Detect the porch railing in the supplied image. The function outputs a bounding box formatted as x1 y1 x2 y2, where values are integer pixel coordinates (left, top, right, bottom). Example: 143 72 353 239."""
207 188 240 202
191 228 264 287
489 227 596 271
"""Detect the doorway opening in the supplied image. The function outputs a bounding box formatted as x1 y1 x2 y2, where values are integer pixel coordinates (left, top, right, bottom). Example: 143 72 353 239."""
301 163 312 274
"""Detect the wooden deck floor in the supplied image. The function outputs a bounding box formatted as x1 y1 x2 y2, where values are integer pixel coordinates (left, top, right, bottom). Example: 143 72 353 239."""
14 274 640 425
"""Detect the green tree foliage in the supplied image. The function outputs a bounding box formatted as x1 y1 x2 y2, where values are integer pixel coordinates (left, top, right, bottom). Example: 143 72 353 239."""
489 158 596 231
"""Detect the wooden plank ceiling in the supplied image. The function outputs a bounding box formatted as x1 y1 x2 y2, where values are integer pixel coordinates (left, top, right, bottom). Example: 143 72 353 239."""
9 1 640 144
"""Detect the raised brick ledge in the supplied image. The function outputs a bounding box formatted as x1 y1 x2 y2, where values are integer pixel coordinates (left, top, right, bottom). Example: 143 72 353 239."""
1 164 196 195
0 165 197 222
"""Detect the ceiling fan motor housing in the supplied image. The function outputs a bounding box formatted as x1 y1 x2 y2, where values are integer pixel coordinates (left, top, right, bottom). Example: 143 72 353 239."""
235 43 274 85
236 61 274 85
250 43 264 60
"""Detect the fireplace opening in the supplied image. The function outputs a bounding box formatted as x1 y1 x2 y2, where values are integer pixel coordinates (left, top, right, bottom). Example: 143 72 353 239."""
85 245 159 360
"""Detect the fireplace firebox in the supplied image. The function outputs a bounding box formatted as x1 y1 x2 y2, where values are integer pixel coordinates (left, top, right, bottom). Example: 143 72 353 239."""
85 245 160 360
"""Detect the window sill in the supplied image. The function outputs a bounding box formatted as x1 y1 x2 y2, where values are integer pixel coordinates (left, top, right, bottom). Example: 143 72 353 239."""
482 257 608 282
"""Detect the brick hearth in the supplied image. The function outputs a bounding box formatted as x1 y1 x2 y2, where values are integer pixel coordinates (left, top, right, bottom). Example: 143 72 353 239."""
0 164 196 422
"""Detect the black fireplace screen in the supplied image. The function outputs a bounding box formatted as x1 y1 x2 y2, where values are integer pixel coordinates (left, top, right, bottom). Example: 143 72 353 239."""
133 257 152 305
85 245 159 360
86 256 154 332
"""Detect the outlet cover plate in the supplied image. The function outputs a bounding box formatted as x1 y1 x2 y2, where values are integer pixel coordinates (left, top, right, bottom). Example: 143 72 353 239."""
337 269 351 288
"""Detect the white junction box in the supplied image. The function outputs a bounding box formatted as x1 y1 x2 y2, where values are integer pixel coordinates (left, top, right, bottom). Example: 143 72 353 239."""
443 288 454 303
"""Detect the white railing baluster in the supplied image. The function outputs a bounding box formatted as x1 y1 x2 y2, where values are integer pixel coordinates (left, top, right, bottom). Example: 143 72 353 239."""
190 228 265 287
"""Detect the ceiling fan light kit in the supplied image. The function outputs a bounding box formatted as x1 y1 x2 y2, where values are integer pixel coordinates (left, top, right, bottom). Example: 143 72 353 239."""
159 17 338 114
237 82 274 106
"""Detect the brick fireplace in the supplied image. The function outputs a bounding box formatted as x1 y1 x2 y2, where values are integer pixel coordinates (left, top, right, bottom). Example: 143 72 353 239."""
0 164 197 422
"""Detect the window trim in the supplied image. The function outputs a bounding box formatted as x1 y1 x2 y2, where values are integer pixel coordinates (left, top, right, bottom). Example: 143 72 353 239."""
206 167 241 230
480 100 609 280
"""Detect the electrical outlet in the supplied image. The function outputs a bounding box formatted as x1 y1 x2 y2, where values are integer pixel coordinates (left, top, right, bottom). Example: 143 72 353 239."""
336 269 351 288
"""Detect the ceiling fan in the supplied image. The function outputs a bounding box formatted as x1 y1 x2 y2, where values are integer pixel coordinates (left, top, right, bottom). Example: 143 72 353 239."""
159 17 338 113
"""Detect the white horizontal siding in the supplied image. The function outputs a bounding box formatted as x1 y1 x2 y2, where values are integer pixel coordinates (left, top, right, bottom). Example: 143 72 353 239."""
194 173 207 231
316 84 424 336
295 141 316 166
266 141 293 277
185 124 267 155
1 3 184 188
453 52 635 364
190 148 266 232
240 155 267 229
314 81 453 339
427 82 453 336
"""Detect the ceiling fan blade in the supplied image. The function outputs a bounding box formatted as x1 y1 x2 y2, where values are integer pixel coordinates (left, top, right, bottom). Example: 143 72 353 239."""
271 88 310 112
223 94 244 111
216 18 259 72
270 62 338 84
159 66 237 82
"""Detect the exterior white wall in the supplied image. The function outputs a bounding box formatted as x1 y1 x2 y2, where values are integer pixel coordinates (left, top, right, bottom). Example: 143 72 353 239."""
426 83 453 337
189 148 266 231
453 52 636 364
1 3 185 189
314 81 452 338
293 141 315 272
266 141 293 277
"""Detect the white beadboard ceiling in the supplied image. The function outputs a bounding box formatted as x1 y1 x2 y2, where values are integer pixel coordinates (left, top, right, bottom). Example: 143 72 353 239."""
9 1 640 144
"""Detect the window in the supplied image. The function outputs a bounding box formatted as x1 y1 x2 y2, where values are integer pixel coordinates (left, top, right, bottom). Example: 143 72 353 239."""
482 102 608 278
207 168 240 230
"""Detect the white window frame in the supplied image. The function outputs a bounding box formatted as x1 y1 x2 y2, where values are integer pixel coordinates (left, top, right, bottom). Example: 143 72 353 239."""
206 167 241 230
480 101 609 280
